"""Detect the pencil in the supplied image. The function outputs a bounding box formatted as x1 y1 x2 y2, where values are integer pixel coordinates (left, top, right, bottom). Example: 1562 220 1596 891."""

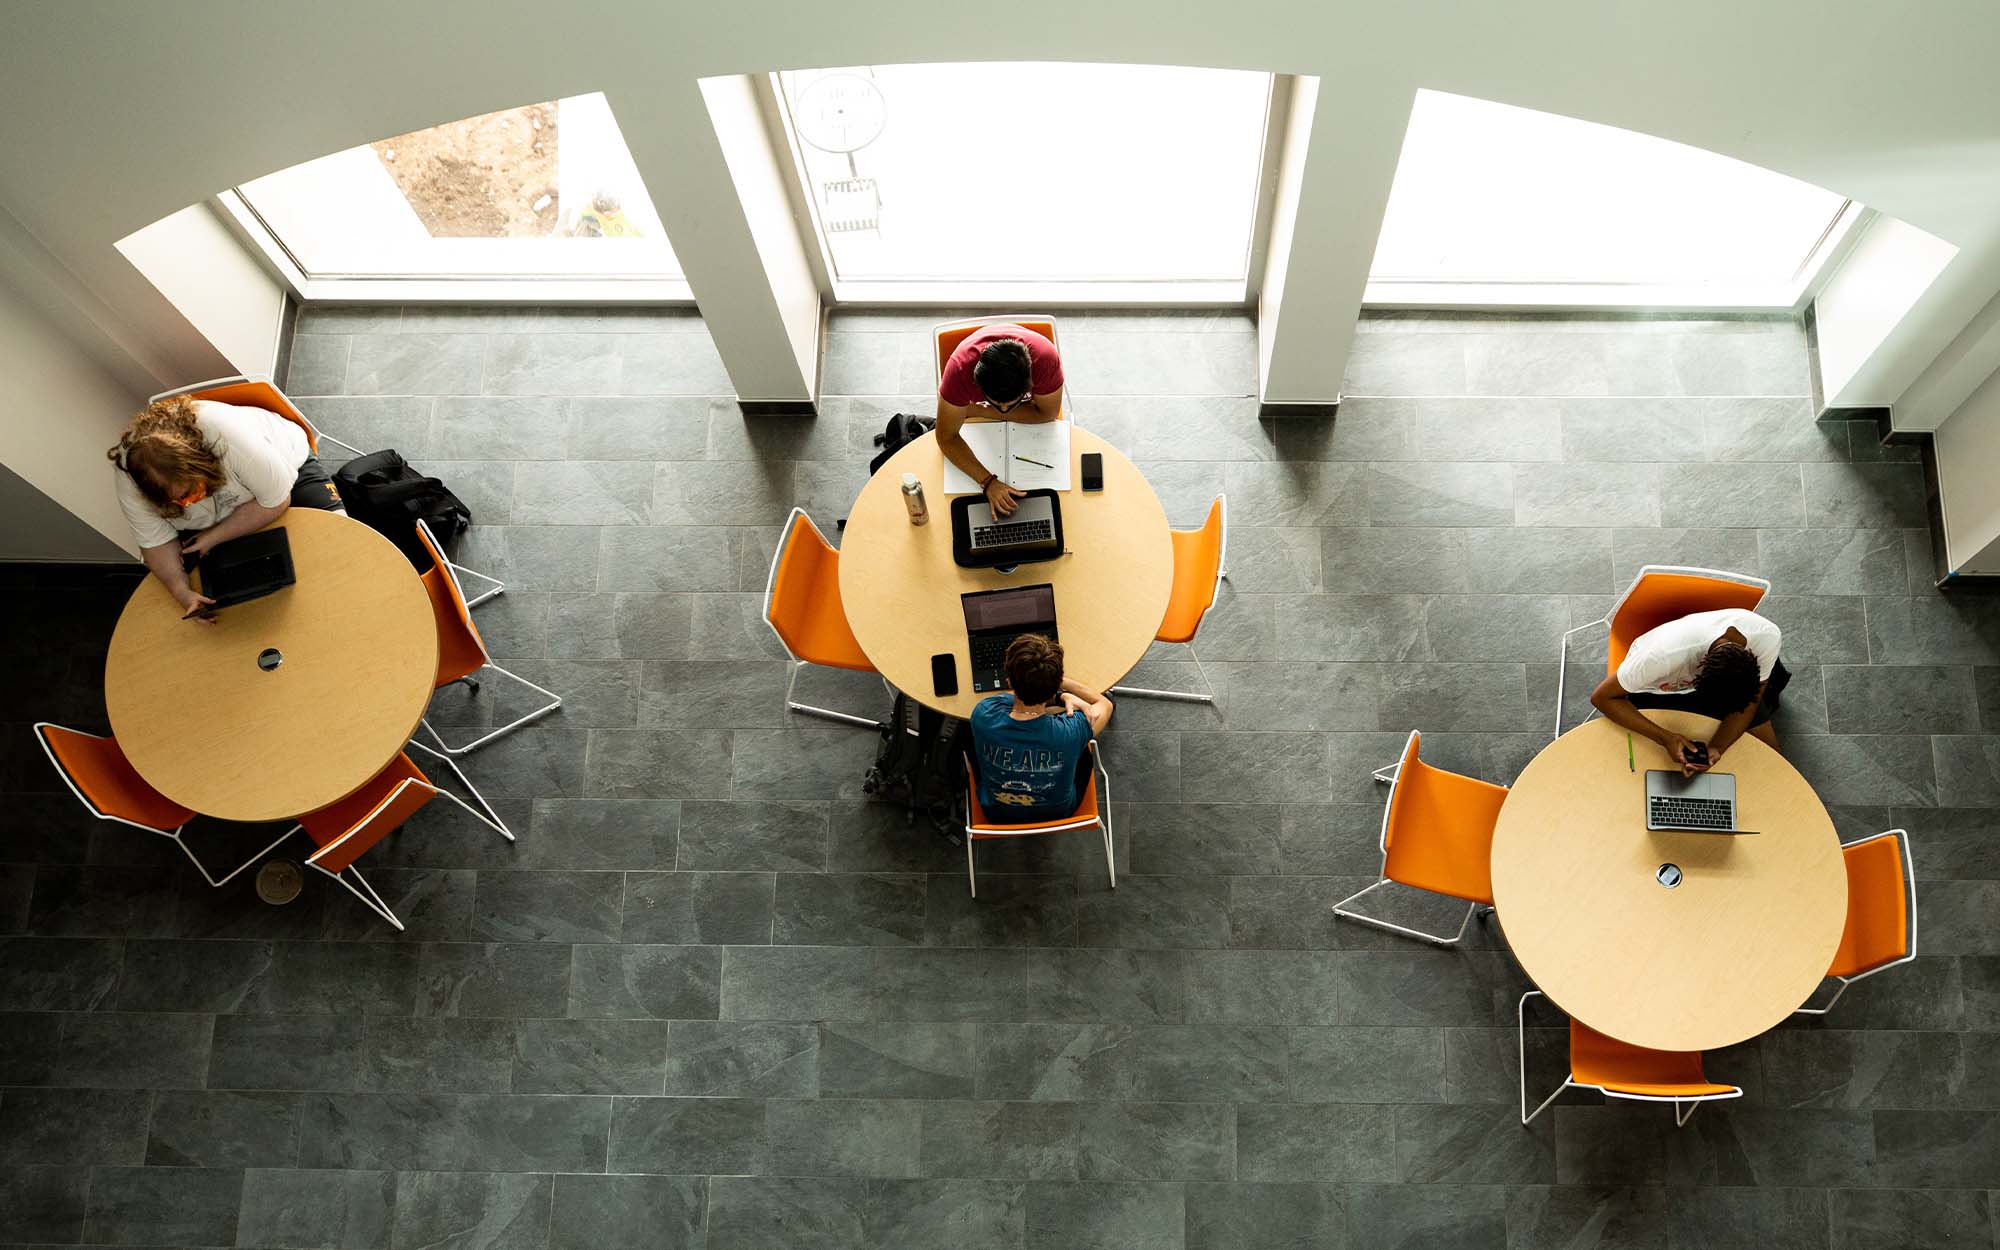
1014 455 1054 469
1627 733 1635 772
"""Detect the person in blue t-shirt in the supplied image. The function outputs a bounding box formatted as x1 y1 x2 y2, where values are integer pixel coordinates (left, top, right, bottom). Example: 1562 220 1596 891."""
968 633 1115 823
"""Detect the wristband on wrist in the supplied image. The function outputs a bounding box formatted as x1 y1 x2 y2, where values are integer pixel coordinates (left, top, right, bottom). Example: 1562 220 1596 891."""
980 473 998 490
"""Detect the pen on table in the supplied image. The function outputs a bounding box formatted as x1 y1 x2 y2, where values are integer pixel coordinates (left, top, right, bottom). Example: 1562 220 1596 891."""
1014 454 1054 469
1626 733 1635 773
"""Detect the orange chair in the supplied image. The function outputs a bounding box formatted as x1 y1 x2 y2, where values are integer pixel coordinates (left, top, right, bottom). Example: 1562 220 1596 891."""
1111 494 1228 705
1795 828 1917 1016
933 316 1065 418
1519 991 1742 1127
1331 730 1508 946
414 520 563 756
295 747 514 931
964 741 1113 897
34 723 296 888
149 375 503 608
1554 564 1769 737
761 507 883 730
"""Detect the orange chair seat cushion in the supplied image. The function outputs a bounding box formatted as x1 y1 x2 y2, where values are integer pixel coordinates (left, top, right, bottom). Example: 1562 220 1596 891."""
424 565 489 684
1157 504 1224 644
1605 571 1767 677
767 517 873 671
1829 835 1911 978
40 726 195 830
1381 759 1507 905
1570 1018 1732 1097
301 753 435 871
966 763 1100 835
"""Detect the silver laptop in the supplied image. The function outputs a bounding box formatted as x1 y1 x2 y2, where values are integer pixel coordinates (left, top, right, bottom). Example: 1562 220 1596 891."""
1644 770 1757 835
965 494 1059 556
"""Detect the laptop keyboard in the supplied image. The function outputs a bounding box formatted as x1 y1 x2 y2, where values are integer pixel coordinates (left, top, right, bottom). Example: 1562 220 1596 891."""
969 634 1015 689
1649 795 1733 830
972 518 1054 548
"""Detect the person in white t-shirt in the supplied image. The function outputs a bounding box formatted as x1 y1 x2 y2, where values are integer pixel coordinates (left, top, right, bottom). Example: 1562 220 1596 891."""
108 395 345 621
1589 607 1791 776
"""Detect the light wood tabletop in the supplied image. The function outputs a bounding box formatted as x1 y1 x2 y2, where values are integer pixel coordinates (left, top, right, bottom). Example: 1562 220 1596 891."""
838 427 1173 719
104 509 439 823
1490 710 1848 1053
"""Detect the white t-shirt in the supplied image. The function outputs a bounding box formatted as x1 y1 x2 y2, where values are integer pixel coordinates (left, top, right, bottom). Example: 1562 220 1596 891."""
114 400 310 549
1616 608 1782 695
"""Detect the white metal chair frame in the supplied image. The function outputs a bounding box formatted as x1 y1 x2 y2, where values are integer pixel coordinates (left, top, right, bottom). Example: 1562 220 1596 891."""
415 520 563 756
150 376 504 608
1518 990 1742 1128
761 506 888 731
1794 828 1918 1017
295 744 516 933
34 722 298 889
1331 730 1495 947
1110 494 1229 706
964 740 1114 898
930 315 1073 422
1553 564 1771 739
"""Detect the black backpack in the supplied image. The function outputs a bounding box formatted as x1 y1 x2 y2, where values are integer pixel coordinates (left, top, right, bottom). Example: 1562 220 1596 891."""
869 412 935 474
863 692 967 838
333 449 473 570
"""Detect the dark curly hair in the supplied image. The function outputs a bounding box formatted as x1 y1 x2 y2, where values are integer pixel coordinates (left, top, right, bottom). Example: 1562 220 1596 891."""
972 338 1032 404
1003 633 1064 706
1694 640 1761 712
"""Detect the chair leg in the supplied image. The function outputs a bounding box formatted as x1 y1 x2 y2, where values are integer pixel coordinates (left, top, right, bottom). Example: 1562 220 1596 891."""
1518 990 1569 1125
170 823 302 889
1331 878 1480 946
966 835 977 899
1674 1099 1700 1128
448 561 506 609
422 662 565 756
783 661 886 730
1371 761 1402 784
1099 763 1116 891
313 863 406 931
1790 978 1850 1017
1109 643 1216 704
407 739 515 840
1555 618 1610 739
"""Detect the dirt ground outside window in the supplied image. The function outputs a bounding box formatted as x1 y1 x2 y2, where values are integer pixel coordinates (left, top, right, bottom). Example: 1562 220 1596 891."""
371 102 561 238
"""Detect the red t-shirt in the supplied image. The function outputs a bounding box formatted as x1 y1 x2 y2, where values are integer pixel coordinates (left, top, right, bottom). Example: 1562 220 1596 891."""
938 325 1064 407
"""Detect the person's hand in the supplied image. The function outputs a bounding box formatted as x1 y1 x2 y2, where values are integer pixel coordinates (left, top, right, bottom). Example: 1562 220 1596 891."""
180 530 218 560
1666 732 1708 777
1060 692 1087 716
985 478 1025 517
176 587 218 624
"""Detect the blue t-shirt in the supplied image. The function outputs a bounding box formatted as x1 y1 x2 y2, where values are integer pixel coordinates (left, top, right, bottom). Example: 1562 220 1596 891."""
970 695 1094 822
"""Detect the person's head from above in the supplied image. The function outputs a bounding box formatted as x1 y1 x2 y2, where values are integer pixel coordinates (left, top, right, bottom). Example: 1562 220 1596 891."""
109 395 224 518
972 338 1034 413
1695 637 1761 710
1004 632 1064 706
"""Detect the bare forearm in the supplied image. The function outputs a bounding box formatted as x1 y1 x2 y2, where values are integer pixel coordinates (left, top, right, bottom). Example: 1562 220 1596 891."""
1591 690 1672 749
200 499 286 545
1708 705 1758 757
1061 676 1104 704
140 542 194 599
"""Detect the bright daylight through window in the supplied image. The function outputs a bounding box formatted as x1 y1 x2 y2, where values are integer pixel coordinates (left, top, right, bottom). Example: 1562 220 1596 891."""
236 93 681 279
777 63 1272 285
1370 90 1852 299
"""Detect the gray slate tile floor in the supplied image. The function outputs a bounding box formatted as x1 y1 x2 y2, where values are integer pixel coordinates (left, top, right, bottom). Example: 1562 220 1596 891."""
1 305 1997 1249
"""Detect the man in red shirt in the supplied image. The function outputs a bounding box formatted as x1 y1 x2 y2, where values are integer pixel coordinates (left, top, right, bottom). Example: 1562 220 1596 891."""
936 323 1064 517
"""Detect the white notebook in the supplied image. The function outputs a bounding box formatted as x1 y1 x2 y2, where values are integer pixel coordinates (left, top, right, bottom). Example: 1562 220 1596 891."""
941 420 1073 493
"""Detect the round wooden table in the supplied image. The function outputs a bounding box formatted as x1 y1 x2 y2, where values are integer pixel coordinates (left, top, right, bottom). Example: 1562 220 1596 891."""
1489 710 1847 1052
839 427 1173 719
105 509 439 823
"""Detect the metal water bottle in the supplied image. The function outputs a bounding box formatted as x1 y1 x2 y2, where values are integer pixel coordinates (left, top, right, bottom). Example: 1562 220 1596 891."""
901 472 928 525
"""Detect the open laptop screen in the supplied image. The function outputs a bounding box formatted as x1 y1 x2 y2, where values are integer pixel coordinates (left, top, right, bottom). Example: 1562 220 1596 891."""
961 584 1055 634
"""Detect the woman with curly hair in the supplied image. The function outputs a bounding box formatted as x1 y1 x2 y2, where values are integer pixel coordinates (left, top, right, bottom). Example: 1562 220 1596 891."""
109 394 344 620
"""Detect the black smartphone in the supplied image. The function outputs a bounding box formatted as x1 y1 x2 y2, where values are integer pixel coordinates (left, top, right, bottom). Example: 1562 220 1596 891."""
930 652 959 697
1080 452 1104 492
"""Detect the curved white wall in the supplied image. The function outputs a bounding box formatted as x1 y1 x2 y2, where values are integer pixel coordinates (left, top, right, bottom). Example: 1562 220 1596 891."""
6 0 2000 539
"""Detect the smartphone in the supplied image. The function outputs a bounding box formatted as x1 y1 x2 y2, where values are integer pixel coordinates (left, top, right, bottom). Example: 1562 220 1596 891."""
1080 452 1104 492
930 652 959 697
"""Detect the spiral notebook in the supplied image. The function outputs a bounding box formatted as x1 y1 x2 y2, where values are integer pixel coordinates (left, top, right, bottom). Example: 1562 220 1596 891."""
941 421 1072 493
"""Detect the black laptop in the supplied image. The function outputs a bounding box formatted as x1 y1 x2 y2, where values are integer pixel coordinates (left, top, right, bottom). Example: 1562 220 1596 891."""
193 527 296 609
961 583 1058 693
